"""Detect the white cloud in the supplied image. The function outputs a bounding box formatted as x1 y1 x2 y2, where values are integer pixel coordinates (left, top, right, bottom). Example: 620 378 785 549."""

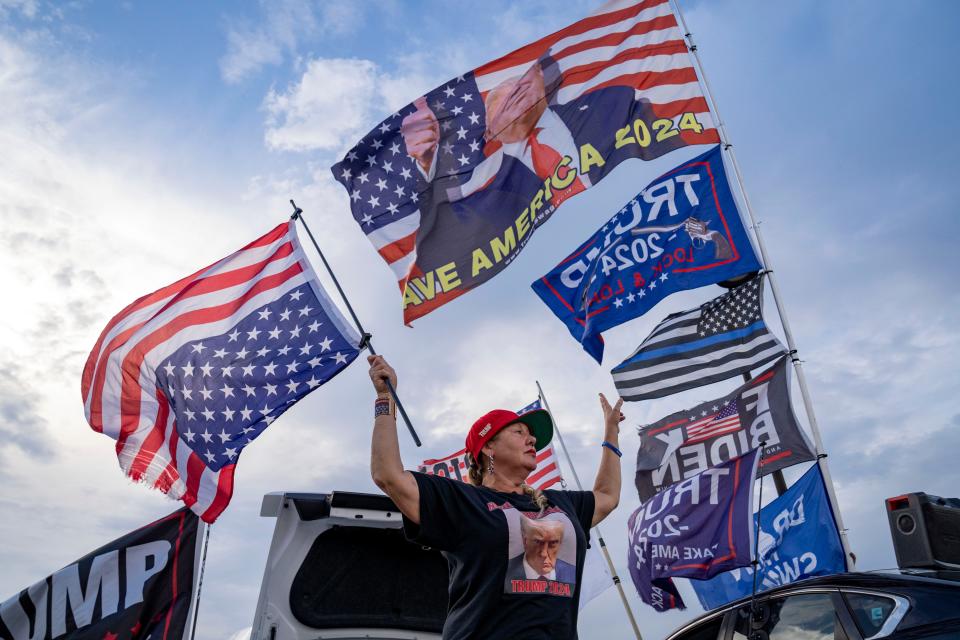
220 0 319 84
219 0 369 84
261 50 465 156
0 0 38 19
263 58 385 153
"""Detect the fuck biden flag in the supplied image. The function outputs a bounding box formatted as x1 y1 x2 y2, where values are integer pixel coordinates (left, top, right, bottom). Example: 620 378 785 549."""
332 0 719 323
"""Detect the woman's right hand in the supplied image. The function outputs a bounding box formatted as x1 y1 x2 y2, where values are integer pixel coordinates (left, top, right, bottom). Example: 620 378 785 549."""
367 355 397 396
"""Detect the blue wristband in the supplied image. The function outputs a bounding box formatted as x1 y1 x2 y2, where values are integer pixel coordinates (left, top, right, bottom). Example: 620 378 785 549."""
602 441 622 458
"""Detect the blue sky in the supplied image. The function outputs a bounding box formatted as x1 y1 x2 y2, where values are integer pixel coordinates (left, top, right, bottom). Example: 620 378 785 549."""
1 1 959 639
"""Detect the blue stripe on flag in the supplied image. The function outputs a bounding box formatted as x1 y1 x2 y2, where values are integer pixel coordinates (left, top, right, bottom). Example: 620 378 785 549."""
626 321 766 363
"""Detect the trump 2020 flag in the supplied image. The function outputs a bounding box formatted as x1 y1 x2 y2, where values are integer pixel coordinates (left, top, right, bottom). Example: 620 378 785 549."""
692 464 846 609
533 145 760 362
81 221 361 523
332 0 720 324
0 508 201 640
635 356 816 501
627 449 760 611
612 273 786 401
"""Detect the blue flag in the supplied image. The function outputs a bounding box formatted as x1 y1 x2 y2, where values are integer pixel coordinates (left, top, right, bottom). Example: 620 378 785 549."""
532 145 760 362
627 449 760 611
691 464 847 610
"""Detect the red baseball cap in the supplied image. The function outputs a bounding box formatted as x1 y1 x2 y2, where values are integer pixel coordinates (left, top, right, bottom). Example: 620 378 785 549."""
465 408 553 460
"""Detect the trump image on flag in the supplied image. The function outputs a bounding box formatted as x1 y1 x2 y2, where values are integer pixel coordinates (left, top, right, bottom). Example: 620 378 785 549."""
332 0 719 323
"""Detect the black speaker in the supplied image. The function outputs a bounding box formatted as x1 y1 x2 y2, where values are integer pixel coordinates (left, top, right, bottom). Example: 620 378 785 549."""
886 492 960 569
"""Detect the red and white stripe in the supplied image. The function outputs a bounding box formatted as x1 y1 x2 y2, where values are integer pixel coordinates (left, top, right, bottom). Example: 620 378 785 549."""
475 0 714 135
528 444 564 491
419 443 564 491
367 210 420 283
80 222 338 523
684 413 741 445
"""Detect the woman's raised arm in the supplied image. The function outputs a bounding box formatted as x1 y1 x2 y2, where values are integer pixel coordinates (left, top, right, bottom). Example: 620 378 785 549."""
368 355 421 524
592 393 624 526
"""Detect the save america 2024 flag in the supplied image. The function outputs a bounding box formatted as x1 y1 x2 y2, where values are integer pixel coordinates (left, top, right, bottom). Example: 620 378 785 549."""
635 355 815 502
533 145 760 362
332 0 719 324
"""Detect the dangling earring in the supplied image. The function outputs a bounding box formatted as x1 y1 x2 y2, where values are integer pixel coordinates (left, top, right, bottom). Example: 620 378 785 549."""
487 454 495 476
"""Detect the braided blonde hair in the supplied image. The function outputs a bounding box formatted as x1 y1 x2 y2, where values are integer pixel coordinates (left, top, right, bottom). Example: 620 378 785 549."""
465 450 549 514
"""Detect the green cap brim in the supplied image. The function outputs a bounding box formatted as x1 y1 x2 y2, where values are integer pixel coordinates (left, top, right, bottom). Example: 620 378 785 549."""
516 409 554 452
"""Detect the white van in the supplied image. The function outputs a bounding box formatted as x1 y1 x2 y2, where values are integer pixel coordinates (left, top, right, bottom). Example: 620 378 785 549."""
250 491 447 640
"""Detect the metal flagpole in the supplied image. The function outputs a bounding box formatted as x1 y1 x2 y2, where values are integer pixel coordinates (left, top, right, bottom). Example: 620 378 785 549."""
535 381 643 640
741 372 787 496
188 522 211 640
289 200 422 447
668 0 855 568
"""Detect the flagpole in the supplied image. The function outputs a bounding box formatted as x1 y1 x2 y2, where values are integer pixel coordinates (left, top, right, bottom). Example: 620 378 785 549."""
536 381 643 640
669 0 855 568
741 372 787 496
749 447 767 626
187 522 211 640
290 200 422 447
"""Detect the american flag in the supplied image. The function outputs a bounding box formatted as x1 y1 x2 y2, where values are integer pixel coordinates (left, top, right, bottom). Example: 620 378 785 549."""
684 399 741 444
81 222 361 523
419 399 564 490
332 0 718 324
612 274 786 401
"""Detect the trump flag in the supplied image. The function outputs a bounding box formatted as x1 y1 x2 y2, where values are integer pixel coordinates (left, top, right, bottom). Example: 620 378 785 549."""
692 464 846 609
627 449 760 611
533 145 760 362
0 509 201 640
81 221 361 523
332 0 719 324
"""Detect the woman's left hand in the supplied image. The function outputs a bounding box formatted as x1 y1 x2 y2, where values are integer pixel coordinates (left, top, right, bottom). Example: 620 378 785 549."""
599 393 624 436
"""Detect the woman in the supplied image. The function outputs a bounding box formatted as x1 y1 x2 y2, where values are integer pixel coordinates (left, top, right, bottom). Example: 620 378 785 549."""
368 355 624 640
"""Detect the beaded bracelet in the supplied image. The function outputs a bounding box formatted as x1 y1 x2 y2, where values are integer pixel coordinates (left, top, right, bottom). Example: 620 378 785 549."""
374 397 392 418
601 441 623 458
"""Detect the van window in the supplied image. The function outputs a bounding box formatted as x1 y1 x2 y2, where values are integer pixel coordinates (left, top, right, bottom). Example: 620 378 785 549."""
290 526 448 632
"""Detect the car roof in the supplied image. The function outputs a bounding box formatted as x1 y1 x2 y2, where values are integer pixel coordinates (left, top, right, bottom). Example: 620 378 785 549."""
668 570 960 640
668 571 960 640
718 570 960 608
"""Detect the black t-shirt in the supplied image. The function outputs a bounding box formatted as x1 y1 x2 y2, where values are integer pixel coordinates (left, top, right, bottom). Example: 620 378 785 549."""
402 471 595 640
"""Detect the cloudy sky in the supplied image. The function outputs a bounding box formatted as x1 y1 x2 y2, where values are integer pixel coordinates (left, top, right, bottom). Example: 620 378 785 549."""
1 1 958 639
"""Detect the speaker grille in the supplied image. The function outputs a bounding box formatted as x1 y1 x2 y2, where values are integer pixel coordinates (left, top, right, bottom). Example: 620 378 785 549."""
886 492 960 569
922 501 960 564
